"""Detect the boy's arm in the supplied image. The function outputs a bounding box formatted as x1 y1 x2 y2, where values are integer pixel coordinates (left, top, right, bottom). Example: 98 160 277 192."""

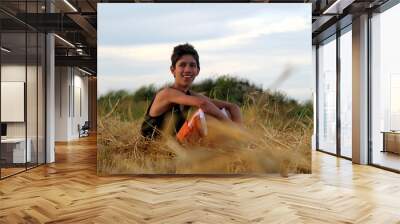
190 92 243 124
162 89 230 121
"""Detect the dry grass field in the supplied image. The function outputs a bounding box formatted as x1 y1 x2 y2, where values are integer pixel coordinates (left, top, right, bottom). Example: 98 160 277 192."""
97 87 312 176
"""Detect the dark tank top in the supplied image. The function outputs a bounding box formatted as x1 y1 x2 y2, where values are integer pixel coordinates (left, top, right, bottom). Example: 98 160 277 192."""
140 88 191 139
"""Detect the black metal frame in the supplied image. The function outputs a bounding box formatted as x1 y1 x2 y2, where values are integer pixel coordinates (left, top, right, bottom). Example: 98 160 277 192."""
72 67 75 118
44 0 47 165
367 10 373 166
25 2 28 172
36 2 39 167
0 20 2 179
315 44 319 152
336 26 341 158
370 164 400 174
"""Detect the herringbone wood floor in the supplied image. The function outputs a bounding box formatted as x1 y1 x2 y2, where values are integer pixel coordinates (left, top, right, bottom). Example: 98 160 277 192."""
1 136 400 223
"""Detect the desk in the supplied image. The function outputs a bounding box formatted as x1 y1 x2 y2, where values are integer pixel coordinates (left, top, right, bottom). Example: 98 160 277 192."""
382 131 400 154
1 138 31 163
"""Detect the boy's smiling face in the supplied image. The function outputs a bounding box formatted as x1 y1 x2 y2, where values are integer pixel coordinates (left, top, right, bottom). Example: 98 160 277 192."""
170 54 199 88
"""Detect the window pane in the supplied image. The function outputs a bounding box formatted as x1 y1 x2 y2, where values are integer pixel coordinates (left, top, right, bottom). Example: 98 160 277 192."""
371 3 400 171
318 37 337 154
1 31 27 177
27 31 38 169
340 29 352 158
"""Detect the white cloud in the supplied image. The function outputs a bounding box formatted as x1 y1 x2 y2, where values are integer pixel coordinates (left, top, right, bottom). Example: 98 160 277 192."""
98 44 171 63
225 15 308 41
98 73 172 96
98 15 309 63
97 5 312 101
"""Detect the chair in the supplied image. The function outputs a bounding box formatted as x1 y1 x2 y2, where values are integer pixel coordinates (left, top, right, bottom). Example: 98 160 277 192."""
79 121 90 138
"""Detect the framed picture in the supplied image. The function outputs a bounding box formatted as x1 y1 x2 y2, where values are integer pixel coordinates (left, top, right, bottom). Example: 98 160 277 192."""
97 3 313 175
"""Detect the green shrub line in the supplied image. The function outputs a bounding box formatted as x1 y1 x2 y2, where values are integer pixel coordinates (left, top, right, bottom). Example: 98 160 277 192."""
98 75 313 123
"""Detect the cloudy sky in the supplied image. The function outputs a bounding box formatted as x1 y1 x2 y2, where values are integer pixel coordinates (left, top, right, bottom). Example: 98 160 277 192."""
98 3 313 102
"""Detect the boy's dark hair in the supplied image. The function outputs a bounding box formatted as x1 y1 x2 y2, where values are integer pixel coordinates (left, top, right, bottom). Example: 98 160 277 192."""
171 43 200 69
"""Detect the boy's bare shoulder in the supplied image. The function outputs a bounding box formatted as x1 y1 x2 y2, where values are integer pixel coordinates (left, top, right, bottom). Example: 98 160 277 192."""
156 87 171 95
155 88 180 101
159 87 185 96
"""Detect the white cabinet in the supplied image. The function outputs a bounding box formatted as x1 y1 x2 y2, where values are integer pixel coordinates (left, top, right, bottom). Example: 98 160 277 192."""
1 138 32 163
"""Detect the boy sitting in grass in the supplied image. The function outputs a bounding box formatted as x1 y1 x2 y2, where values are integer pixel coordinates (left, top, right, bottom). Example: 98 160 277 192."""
141 43 242 140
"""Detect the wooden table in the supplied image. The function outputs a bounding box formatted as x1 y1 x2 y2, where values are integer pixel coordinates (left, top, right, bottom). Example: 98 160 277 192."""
381 131 400 154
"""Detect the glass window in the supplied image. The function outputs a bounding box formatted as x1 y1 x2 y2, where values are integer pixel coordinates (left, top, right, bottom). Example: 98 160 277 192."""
27 30 38 169
26 0 40 169
0 2 46 179
317 36 337 154
1 30 28 178
339 28 352 158
371 3 400 171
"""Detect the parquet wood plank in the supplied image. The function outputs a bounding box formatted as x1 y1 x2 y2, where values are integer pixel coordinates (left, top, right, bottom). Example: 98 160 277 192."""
0 135 399 223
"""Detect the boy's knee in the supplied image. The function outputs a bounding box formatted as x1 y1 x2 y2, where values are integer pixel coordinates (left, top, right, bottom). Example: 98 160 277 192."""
221 108 232 119
234 104 241 112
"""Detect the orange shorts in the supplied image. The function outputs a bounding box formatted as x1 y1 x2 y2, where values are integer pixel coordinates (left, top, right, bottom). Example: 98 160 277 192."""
176 108 229 144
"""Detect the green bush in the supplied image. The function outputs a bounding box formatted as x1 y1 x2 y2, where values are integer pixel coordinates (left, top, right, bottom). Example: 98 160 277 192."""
98 75 313 123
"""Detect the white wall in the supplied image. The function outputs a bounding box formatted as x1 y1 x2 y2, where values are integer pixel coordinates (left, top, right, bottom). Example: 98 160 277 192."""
55 66 69 141
72 72 89 137
1 65 26 134
55 67 89 141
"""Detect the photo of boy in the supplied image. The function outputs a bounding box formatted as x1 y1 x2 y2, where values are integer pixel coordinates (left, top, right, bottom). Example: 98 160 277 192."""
97 4 313 175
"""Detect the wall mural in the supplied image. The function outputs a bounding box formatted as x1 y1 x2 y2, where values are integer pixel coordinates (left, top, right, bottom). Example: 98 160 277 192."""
97 3 313 175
